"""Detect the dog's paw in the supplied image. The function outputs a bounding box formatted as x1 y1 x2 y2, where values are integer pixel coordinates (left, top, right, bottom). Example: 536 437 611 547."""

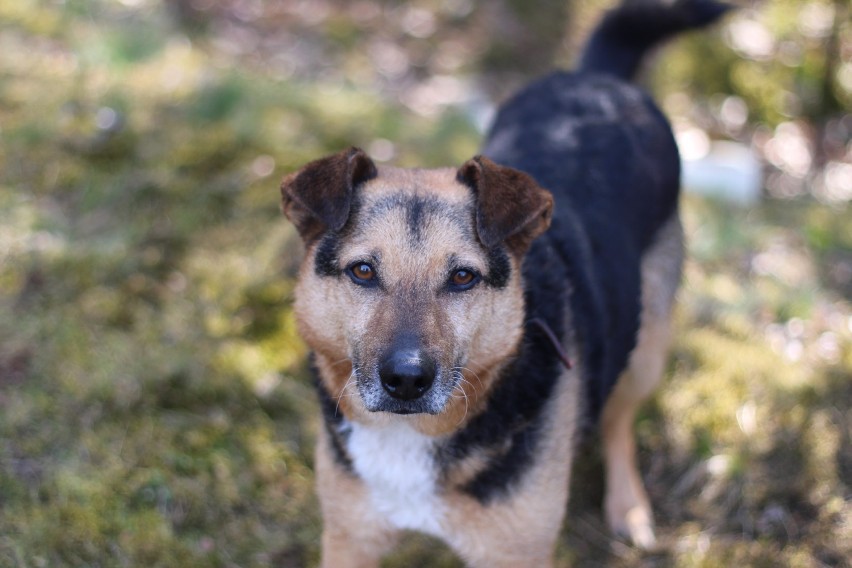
605 494 657 550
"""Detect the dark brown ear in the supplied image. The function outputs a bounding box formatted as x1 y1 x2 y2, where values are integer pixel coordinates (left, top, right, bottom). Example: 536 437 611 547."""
280 147 377 242
457 156 553 254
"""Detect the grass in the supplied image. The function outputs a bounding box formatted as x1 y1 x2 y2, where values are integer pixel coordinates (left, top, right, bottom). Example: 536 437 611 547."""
1 2 850 566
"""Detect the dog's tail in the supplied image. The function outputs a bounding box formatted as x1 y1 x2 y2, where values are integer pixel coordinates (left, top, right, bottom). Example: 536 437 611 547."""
578 0 731 81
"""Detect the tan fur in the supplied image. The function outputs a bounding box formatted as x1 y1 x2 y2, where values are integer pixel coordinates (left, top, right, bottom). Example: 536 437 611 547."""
602 214 683 549
442 368 581 568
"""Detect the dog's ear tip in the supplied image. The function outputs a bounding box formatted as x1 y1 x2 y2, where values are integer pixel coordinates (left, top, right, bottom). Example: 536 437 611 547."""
457 156 486 187
348 147 379 180
280 147 377 241
279 170 297 192
459 154 487 167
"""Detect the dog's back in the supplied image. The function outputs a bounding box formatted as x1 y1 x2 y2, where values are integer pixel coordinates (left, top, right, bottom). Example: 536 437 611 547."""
484 0 730 420
485 0 730 246
484 0 730 234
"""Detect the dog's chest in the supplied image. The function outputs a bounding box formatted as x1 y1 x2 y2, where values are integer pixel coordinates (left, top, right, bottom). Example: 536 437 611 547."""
345 421 445 535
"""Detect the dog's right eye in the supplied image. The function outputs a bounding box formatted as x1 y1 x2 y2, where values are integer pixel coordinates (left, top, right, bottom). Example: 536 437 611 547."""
347 262 377 286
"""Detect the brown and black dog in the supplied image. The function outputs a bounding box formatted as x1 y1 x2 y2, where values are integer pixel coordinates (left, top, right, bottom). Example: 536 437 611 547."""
280 1 728 566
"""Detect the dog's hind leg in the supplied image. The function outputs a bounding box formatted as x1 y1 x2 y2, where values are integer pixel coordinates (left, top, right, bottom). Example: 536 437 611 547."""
601 214 683 549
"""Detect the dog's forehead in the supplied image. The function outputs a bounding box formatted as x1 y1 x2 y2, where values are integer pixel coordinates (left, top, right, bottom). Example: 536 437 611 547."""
354 166 475 234
360 165 471 204
340 165 485 271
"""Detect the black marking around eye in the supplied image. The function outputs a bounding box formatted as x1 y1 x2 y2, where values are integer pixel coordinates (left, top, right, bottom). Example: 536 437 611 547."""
484 248 511 288
314 233 341 277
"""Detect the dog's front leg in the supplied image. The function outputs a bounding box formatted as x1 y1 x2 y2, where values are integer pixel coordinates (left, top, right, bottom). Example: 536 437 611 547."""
443 498 564 568
315 429 397 568
319 522 395 568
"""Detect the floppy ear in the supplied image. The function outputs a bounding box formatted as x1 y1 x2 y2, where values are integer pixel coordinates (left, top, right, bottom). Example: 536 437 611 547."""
457 156 553 254
280 147 377 242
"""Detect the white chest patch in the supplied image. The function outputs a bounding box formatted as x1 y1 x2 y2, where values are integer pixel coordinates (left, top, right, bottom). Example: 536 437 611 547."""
345 421 445 535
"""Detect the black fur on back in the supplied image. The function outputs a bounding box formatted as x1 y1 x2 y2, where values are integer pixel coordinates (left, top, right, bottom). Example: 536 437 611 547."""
442 1 730 501
483 73 680 427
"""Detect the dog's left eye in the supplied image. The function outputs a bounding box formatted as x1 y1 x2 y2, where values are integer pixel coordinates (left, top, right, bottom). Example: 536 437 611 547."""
449 269 479 291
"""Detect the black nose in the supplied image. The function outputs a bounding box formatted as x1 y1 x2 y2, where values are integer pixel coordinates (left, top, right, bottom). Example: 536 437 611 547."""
379 348 436 401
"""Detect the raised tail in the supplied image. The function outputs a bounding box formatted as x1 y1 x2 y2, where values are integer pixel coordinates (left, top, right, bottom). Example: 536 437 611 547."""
578 0 731 81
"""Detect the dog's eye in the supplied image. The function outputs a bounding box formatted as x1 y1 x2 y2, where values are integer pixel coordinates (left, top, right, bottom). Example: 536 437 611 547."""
449 269 479 291
348 262 377 285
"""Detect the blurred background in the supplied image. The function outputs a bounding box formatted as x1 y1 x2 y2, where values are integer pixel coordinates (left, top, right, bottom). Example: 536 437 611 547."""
0 0 849 566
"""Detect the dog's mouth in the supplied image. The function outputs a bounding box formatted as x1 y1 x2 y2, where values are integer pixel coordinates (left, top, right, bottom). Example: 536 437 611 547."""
355 366 456 416
365 391 445 415
388 407 417 415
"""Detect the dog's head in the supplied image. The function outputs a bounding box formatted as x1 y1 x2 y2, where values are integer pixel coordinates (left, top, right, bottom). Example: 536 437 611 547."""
282 147 552 431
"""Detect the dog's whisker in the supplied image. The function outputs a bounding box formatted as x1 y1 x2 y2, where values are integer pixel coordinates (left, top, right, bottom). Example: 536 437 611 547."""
453 366 484 391
327 357 354 369
449 374 471 426
335 371 358 400
334 369 359 416
452 369 481 399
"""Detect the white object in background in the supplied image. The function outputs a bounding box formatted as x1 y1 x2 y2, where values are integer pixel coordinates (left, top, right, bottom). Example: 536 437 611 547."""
678 131 763 205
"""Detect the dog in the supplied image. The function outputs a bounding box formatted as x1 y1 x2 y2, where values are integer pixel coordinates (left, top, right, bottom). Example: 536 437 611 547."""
280 1 729 565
